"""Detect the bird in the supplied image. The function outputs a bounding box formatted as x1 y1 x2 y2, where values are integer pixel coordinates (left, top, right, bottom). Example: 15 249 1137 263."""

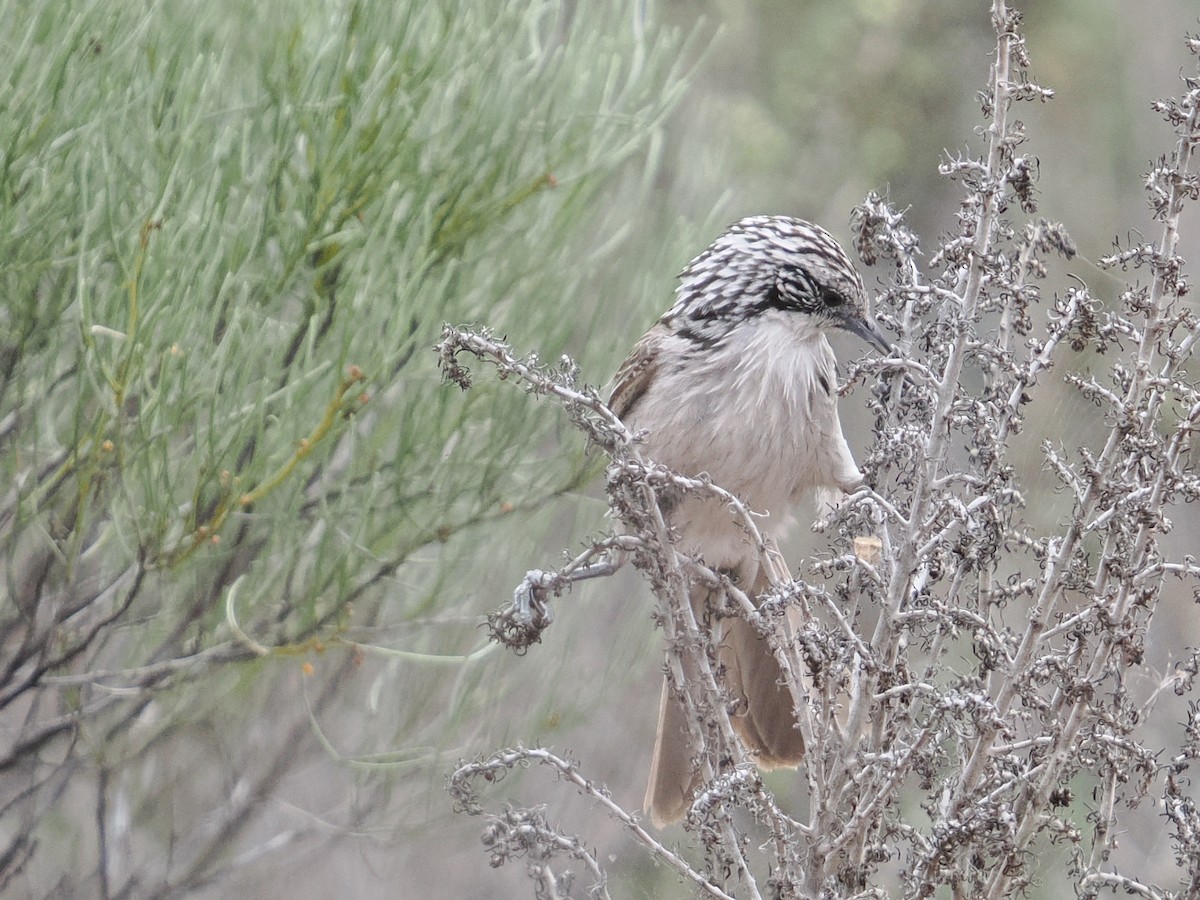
607 215 889 827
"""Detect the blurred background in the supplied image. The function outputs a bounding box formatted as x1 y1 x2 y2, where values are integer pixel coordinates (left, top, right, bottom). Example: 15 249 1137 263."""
2 1 1198 897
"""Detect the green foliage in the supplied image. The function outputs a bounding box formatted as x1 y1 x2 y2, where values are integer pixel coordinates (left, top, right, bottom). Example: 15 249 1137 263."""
0 0 688 892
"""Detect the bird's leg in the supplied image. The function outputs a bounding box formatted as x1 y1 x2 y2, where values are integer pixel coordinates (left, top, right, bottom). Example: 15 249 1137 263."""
760 538 792 588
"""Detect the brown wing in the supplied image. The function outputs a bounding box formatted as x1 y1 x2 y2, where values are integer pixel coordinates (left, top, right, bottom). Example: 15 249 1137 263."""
722 615 806 768
609 324 667 421
645 574 806 827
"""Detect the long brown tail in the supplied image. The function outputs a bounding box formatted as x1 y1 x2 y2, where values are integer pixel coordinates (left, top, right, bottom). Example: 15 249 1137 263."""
644 576 804 827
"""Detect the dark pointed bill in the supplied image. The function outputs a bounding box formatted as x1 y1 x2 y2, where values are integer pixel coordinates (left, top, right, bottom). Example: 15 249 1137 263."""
834 310 892 354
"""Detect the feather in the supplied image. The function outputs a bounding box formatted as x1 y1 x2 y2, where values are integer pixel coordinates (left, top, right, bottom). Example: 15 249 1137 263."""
608 215 885 826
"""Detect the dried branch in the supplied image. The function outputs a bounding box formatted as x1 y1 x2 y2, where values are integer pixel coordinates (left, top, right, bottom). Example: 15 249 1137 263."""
445 5 1200 899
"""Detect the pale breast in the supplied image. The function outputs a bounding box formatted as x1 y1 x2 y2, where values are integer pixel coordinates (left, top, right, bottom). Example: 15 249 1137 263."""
623 314 862 567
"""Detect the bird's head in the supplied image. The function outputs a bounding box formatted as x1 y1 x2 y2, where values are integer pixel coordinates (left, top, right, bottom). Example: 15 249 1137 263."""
665 215 890 353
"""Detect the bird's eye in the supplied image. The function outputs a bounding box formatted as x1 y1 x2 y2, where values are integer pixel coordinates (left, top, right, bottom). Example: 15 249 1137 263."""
822 289 846 308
